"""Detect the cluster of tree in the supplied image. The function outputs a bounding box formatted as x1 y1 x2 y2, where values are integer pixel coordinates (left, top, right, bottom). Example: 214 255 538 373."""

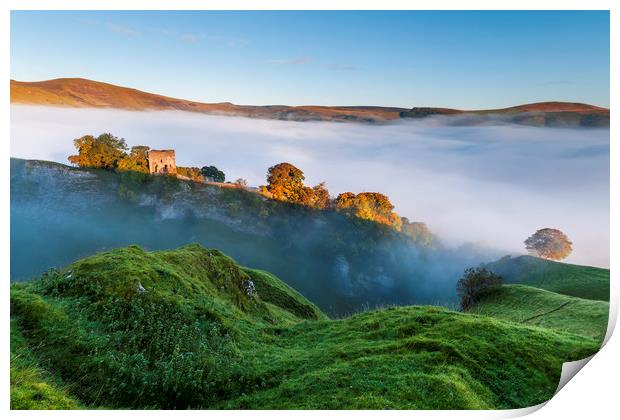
456 266 503 311
259 162 433 242
259 163 331 209
68 136 431 242
524 228 572 261
335 191 402 230
68 134 227 184
68 133 152 173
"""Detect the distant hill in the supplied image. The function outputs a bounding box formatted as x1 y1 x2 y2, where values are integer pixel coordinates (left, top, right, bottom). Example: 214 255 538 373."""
485 255 609 301
11 78 609 127
400 102 609 127
10 78 404 123
468 284 609 341
11 244 600 409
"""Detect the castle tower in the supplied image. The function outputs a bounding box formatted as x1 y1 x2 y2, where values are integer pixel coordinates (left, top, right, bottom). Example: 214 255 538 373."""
148 150 177 175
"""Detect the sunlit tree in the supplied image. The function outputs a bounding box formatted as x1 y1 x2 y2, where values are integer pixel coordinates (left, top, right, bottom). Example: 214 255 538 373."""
309 182 331 209
265 162 306 202
117 145 150 173
68 133 128 169
335 192 401 230
524 228 572 261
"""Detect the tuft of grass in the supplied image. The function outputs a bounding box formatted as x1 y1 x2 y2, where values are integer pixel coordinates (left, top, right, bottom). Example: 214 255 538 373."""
467 285 609 342
486 255 609 301
11 245 602 409
10 319 79 410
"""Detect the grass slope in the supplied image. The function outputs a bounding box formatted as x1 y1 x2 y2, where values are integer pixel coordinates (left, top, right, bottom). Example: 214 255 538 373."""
11 245 601 409
486 255 609 301
11 320 79 409
468 285 609 342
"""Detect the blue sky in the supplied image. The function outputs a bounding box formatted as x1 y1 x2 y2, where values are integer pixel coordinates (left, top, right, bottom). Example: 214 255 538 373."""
11 10 610 108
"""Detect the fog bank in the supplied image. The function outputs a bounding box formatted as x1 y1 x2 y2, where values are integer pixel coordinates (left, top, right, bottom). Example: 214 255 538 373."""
11 105 610 267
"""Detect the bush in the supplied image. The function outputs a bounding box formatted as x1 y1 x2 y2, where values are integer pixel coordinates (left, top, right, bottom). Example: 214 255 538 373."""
456 267 503 311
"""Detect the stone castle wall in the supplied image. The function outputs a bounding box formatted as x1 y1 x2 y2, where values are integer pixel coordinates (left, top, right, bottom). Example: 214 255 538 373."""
148 150 177 175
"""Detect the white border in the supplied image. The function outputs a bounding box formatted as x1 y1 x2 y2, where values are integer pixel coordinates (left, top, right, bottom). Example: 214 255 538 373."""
2 2 616 420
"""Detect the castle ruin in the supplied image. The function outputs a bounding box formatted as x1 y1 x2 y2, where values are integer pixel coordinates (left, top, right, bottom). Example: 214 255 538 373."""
148 150 177 175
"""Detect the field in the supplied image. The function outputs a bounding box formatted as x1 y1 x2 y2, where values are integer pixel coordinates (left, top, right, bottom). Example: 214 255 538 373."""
468 285 608 341
486 255 609 301
10 245 604 409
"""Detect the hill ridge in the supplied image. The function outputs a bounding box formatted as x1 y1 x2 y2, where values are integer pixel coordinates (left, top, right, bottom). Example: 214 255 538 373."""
11 78 609 126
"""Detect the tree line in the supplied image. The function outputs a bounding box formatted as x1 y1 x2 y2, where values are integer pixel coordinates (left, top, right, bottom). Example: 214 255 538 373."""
67 133 435 245
67 133 228 183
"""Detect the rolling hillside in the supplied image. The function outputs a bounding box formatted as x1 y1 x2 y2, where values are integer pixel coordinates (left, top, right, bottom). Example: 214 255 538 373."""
468 285 609 341
485 255 610 301
11 78 610 126
10 158 467 316
11 244 601 409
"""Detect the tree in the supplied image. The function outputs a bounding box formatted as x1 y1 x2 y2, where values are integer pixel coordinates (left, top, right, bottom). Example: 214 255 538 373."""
264 162 307 203
201 166 225 182
309 182 331 209
117 145 150 173
177 166 203 181
234 178 248 188
524 228 572 260
68 133 128 169
335 192 401 230
456 267 503 311
401 218 436 247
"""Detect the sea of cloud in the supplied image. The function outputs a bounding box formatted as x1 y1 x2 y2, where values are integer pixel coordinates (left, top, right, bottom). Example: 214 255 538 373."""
10 105 610 267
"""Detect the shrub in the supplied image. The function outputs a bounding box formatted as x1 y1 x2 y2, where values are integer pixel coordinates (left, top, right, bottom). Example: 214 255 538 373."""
456 267 503 311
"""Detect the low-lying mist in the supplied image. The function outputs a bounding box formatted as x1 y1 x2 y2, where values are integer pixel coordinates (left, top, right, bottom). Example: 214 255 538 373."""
11 105 609 268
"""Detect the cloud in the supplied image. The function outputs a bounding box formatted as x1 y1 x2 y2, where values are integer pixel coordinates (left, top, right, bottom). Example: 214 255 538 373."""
269 57 313 65
327 63 359 71
180 33 205 43
77 17 99 26
77 18 139 37
10 106 610 268
152 29 247 47
106 23 140 37
537 80 573 86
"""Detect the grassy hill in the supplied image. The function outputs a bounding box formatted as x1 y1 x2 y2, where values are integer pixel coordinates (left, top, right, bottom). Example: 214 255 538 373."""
485 255 609 301
468 285 609 342
11 245 601 409
11 158 462 317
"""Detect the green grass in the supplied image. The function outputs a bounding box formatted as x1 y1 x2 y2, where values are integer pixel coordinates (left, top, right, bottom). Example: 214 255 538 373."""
485 255 609 301
10 320 79 409
242 268 327 322
11 245 602 409
468 285 609 342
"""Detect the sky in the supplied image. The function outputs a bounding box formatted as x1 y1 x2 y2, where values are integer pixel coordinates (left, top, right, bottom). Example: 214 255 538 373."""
10 10 610 109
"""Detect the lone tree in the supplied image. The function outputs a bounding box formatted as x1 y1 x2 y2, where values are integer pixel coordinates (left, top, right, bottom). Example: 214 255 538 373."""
264 162 309 203
524 228 572 261
201 165 225 182
456 267 503 311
